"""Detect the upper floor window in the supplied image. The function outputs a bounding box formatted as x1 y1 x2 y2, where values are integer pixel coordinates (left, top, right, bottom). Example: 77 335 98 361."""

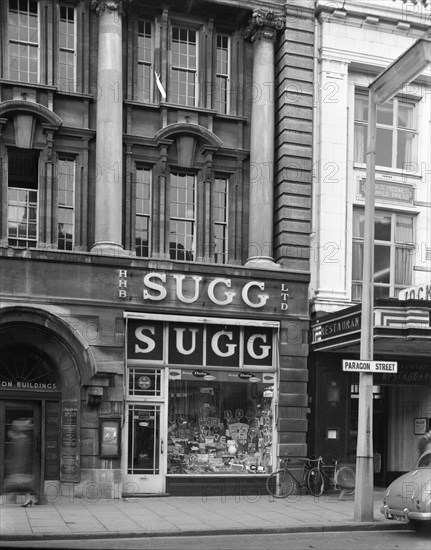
169 172 195 261
58 4 76 92
170 27 198 107
354 93 417 170
215 34 230 114
7 148 39 248
57 157 75 250
135 167 152 258
213 176 228 263
8 0 39 83
137 20 153 103
352 208 414 301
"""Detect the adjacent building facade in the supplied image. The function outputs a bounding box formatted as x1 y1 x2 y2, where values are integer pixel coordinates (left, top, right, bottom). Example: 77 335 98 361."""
0 0 314 499
309 0 431 485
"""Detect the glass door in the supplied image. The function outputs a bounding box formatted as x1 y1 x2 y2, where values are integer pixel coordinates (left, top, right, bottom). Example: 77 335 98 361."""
123 402 166 495
0 400 41 502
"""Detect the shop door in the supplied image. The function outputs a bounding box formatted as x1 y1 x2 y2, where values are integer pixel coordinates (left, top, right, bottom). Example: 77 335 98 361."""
0 400 41 500
123 402 166 495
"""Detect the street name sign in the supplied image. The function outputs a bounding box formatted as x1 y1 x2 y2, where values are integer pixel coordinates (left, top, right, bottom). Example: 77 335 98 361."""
342 360 398 373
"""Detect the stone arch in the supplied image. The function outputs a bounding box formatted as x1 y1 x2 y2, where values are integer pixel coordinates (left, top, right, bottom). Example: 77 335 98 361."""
0 306 97 387
0 100 63 129
154 123 223 149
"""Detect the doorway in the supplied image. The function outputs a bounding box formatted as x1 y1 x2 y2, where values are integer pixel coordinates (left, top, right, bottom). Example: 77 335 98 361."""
0 400 42 501
123 402 166 495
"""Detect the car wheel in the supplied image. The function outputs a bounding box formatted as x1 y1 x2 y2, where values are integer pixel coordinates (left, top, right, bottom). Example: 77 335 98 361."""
409 520 431 533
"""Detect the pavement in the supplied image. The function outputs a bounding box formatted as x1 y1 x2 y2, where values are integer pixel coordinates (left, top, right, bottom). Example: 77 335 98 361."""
0 487 408 542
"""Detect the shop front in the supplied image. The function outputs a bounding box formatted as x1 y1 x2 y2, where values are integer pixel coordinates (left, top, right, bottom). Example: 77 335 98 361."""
308 298 431 486
124 313 279 496
0 254 309 499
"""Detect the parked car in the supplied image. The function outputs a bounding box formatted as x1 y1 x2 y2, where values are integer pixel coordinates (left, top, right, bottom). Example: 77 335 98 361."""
381 451 431 532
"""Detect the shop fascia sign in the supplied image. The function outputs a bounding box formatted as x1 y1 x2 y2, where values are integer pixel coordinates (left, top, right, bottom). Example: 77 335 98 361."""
398 283 431 301
117 270 290 311
127 318 275 368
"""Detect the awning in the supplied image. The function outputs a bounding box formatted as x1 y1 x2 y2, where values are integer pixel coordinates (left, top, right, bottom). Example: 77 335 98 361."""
310 298 431 357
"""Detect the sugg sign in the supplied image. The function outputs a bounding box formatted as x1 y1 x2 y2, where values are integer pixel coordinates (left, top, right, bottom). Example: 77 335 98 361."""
127 320 274 368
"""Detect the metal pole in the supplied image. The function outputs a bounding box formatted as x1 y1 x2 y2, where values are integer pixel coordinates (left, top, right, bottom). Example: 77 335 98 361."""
354 88 376 522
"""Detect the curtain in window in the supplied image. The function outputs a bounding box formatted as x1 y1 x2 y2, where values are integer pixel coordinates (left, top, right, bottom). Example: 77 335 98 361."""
395 247 412 286
354 125 366 163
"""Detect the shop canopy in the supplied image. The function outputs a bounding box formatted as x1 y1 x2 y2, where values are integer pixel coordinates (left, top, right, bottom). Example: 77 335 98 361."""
310 298 431 357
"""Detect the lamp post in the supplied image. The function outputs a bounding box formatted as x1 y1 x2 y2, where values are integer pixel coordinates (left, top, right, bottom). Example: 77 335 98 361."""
354 33 431 522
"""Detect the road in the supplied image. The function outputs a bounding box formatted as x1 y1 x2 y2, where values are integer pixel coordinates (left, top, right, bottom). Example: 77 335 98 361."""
1 529 430 550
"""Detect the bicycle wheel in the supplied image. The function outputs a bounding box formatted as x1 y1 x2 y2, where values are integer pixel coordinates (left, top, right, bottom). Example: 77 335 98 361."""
306 467 325 496
336 466 355 495
266 470 297 498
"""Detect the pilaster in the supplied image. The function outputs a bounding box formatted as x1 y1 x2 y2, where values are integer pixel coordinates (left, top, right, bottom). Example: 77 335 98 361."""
245 9 284 270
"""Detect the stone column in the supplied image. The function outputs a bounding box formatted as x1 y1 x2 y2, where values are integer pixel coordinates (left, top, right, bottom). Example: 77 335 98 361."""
245 10 284 269
91 0 124 254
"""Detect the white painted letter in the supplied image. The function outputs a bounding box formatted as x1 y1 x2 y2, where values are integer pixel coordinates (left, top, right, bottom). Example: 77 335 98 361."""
208 278 236 306
173 327 198 355
173 275 202 303
135 326 156 354
211 331 237 357
242 281 269 308
143 272 167 301
247 333 271 360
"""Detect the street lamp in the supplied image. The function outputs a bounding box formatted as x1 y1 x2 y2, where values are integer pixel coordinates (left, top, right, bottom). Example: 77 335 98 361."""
354 32 431 522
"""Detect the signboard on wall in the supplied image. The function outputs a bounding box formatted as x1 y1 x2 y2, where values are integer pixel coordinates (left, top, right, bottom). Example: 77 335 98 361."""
127 319 275 368
60 403 80 482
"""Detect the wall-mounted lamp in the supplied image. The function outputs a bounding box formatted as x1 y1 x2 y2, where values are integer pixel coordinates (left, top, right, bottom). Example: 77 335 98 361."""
86 386 103 408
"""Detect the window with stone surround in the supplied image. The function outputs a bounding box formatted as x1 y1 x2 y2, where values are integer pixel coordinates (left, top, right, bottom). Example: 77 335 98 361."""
215 34 230 115
352 207 415 301
135 166 152 258
7 0 39 83
7 148 39 248
354 91 417 170
57 157 76 251
128 14 238 115
58 4 76 92
137 20 153 103
169 172 195 261
170 26 198 107
213 176 229 264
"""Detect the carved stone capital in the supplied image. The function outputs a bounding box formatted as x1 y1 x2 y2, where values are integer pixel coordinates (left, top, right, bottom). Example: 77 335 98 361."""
91 0 129 14
245 9 285 43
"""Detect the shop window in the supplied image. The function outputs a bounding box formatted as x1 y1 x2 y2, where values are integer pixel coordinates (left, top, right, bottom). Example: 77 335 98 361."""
213 176 228 264
169 172 195 261
57 157 75 251
354 92 417 170
8 0 39 84
170 26 198 107
167 373 273 475
137 20 153 103
135 166 152 258
7 148 39 248
58 4 76 92
352 208 415 301
215 34 230 114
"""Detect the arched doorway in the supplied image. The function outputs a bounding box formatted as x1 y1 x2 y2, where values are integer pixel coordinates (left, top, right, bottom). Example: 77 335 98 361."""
0 306 97 502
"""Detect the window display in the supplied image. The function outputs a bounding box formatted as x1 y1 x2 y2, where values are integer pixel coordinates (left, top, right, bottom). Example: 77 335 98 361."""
167 370 275 475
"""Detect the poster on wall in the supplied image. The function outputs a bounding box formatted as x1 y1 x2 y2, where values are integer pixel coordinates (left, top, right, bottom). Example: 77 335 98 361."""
60 403 80 482
414 418 427 435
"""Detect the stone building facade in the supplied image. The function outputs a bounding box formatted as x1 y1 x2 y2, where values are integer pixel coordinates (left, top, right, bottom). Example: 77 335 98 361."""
309 0 431 485
0 0 314 499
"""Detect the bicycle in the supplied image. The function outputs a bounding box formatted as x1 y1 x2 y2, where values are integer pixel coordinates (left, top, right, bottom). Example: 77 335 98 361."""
266 453 324 498
307 457 356 499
